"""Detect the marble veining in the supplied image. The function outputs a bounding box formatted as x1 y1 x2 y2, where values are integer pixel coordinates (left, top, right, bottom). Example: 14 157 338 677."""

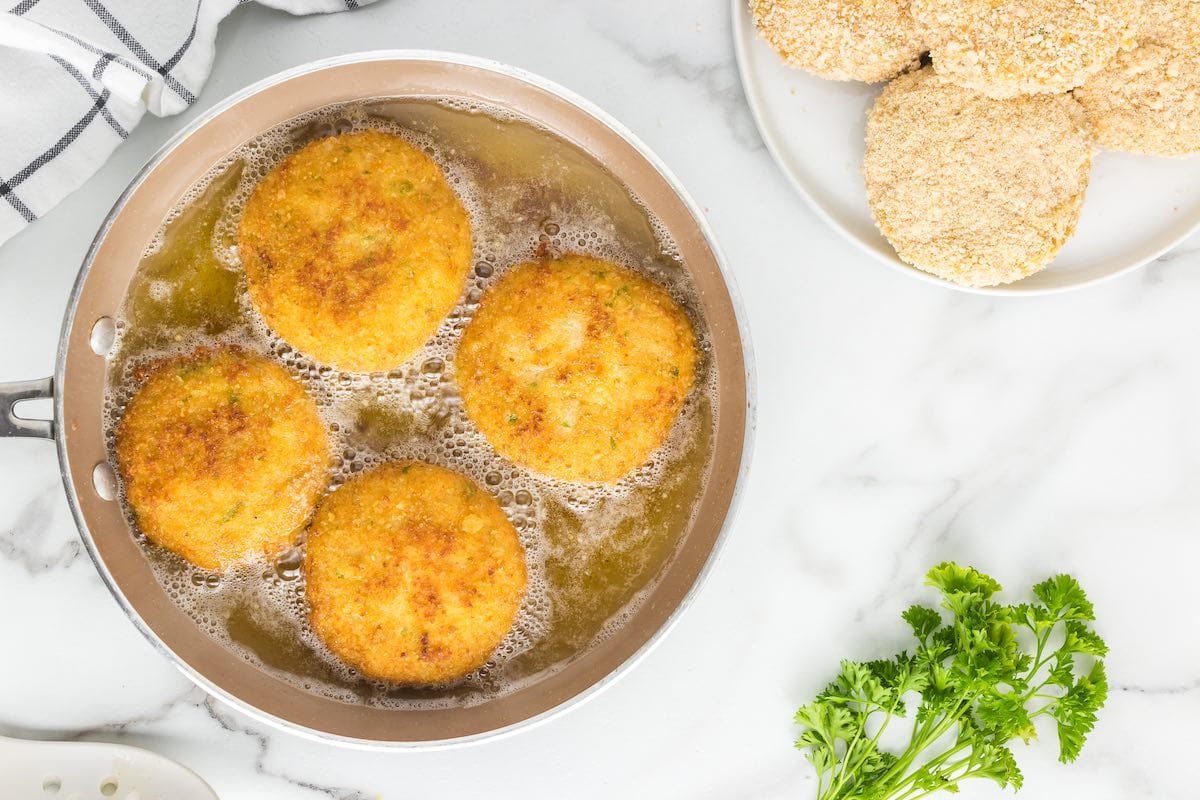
199 698 372 800
0 484 81 576
586 12 764 150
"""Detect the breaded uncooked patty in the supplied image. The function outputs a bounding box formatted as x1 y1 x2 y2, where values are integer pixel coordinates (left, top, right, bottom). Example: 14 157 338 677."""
115 349 329 571
750 0 925 83
864 69 1094 287
1139 0 1200 34
913 0 1139 97
238 130 472 372
305 461 527 684
456 255 698 483
1075 0 1200 156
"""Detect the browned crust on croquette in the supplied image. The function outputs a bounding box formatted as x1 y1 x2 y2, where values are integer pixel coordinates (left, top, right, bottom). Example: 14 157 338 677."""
913 0 1140 97
864 69 1094 287
1074 0 1200 156
115 348 330 571
750 0 925 83
304 461 527 685
238 130 472 372
456 254 699 483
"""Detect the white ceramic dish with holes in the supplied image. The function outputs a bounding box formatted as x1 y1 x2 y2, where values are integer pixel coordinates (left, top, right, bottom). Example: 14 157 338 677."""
0 736 218 799
731 0 1200 295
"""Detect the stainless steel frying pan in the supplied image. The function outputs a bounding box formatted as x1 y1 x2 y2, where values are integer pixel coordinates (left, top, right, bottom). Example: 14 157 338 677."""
0 51 754 748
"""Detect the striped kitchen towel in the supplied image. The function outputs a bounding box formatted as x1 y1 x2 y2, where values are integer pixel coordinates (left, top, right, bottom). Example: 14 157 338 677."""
0 0 374 247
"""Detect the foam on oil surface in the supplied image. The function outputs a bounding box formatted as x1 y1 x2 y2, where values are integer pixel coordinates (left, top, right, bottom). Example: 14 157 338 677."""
104 98 717 709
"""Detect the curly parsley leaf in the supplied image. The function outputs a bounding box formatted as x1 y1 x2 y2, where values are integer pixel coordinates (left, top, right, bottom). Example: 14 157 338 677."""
1032 574 1095 621
902 605 942 640
794 563 1106 800
1052 661 1108 763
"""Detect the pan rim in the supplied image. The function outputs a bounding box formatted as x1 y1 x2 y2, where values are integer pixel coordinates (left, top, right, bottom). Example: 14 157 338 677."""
54 49 758 749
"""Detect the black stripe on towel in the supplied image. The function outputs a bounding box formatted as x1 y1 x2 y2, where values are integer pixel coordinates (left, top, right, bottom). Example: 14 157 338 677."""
82 0 197 104
92 52 116 80
0 89 112 221
40 25 155 82
0 184 36 223
51 56 129 138
162 0 202 74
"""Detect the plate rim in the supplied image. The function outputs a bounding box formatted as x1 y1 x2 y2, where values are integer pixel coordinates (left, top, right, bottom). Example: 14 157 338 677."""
729 0 1200 296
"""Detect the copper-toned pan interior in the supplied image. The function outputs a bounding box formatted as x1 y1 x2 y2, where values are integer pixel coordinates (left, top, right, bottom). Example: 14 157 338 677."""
56 53 749 745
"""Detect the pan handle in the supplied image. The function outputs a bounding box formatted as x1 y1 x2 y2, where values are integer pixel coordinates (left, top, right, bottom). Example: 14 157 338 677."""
0 377 54 440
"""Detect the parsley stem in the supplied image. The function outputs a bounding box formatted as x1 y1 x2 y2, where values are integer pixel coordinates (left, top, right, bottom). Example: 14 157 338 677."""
831 692 904 797
885 738 973 800
875 692 974 791
829 714 870 795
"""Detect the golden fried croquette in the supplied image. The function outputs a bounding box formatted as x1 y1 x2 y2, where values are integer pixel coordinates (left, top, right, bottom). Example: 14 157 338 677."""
864 69 1094 287
1075 0 1200 156
912 0 1139 97
305 461 526 684
238 130 472 372
456 255 698 483
750 0 925 83
115 348 329 571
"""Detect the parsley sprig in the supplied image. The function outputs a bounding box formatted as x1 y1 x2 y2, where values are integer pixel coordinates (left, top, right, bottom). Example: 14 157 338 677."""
794 563 1108 800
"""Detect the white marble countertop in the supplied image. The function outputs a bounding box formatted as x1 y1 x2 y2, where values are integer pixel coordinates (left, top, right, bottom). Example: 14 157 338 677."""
1 1 1197 798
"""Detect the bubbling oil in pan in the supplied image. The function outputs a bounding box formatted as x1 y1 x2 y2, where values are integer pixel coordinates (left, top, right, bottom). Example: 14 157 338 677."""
104 98 717 708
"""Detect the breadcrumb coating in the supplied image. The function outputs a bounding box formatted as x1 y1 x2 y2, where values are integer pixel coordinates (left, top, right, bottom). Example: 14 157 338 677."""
457 255 697 483
864 69 1094 287
913 0 1140 97
1140 0 1200 36
115 348 330 571
750 0 925 83
1075 0 1200 156
238 130 472 373
305 461 526 685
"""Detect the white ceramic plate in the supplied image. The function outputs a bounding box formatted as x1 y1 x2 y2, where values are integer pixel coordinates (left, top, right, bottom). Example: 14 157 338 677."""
731 0 1200 295
0 735 218 799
